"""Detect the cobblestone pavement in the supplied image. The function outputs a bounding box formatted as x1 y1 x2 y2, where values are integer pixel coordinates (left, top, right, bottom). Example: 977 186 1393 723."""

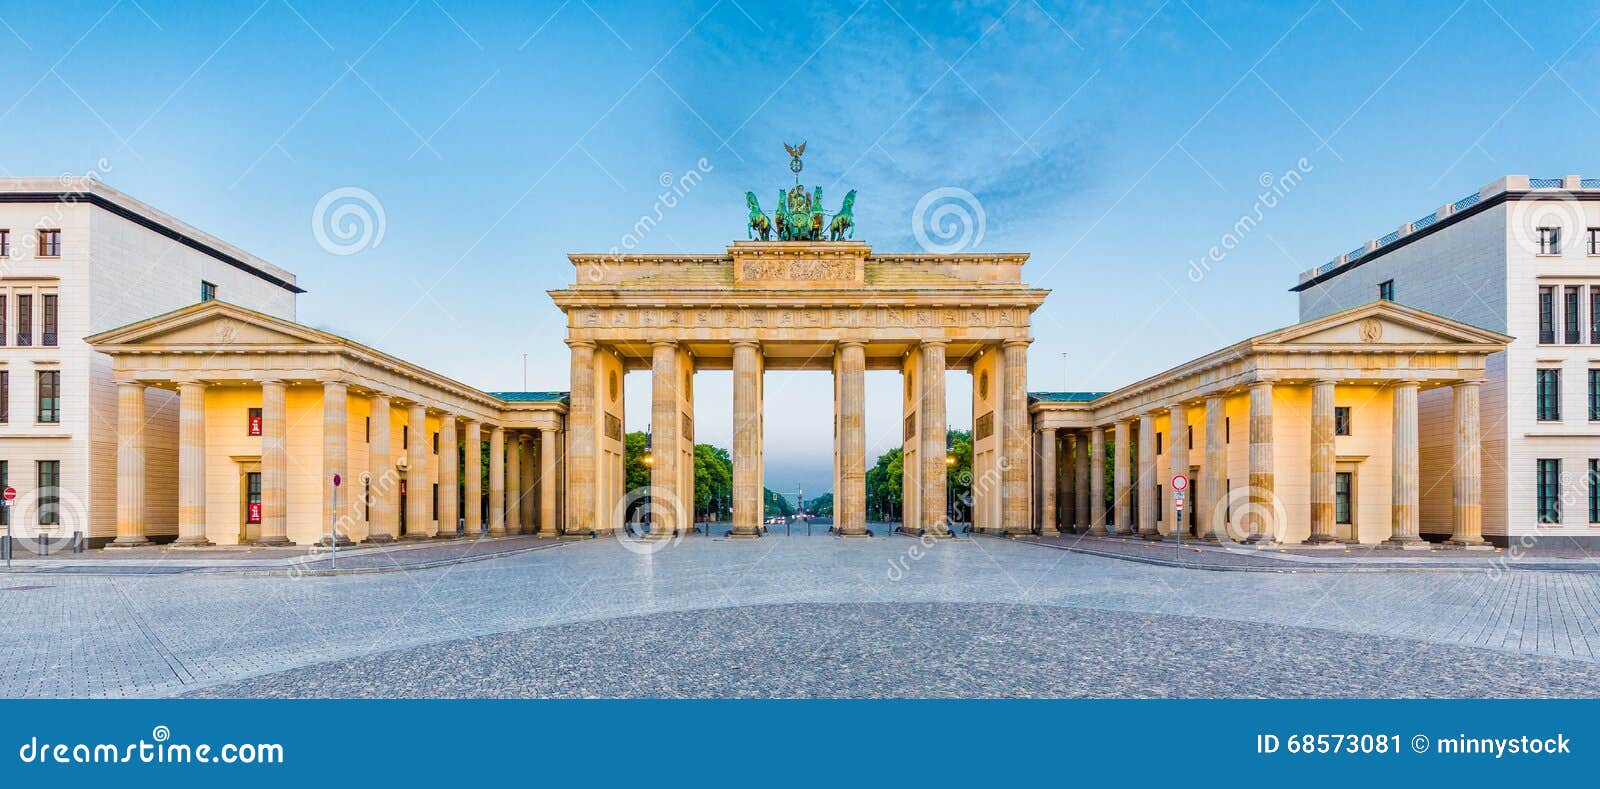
5 534 557 574
1019 533 1600 571
189 602 1600 698
5 533 1599 698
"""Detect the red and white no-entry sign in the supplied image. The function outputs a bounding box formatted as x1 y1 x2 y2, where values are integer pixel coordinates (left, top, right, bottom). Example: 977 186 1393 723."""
2 487 15 501
1170 474 1188 492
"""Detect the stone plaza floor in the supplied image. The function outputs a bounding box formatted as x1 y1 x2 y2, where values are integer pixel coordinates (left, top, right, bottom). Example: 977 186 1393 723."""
5 532 1600 698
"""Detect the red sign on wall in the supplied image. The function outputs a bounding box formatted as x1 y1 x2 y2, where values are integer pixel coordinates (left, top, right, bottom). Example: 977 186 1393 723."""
399 480 407 495
247 502 262 524
248 415 262 436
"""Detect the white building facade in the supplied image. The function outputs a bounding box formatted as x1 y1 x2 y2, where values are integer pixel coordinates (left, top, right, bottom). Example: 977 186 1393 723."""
1295 174 1600 547
0 179 300 547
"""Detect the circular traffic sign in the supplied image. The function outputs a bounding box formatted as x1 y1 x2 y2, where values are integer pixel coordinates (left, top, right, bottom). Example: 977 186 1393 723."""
1170 474 1188 492
332 473 342 487
3 487 15 501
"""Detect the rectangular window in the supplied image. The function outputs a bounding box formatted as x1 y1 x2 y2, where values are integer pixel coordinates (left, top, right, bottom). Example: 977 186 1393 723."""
0 229 9 257
1186 426 1193 450
1566 286 1582 343
248 407 263 436
1538 226 1561 255
1334 471 1352 525
41 293 57 347
36 370 59 423
365 416 371 443
1592 288 1600 345
246 472 263 524
432 432 439 454
402 425 409 449
15 293 31 346
0 370 8 423
1591 459 1600 524
1539 286 1556 343
0 295 6 347
1155 432 1163 455
1590 228 1600 256
1334 406 1351 436
1378 280 1394 301
37 461 59 526
1537 369 1561 421
1224 417 1230 443
36 229 60 257
1591 369 1600 421
1537 459 1562 524
432 483 439 520
1156 484 1163 522
201 281 217 302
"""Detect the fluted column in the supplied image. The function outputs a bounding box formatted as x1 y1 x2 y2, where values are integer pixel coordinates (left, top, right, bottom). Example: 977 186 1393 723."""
1198 395 1226 541
257 379 290 545
404 403 430 538
1073 431 1089 532
1138 412 1158 539
1000 339 1031 535
175 381 211 546
112 381 149 547
488 426 506 536
1038 429 1058 536
437 416 459 538
1111 419 1133 535
1244 381 1276 544
365 394 395 542
540 428 560 536
320 381 350 546
565 340 597 536
920 341 951 536
650 341 680 538
463 420 482 535
520 437 536 535
837 341 868 537
1165 403 1189 540
1448 381 1486 547
1307 380 1338 544
505 430 522 535
1060 433 1076 530
1386 380 1424 548
731 341 763 537
1088 426 1106 534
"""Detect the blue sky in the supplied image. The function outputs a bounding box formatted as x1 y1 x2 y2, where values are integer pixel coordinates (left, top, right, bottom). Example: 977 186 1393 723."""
4 0 1599 495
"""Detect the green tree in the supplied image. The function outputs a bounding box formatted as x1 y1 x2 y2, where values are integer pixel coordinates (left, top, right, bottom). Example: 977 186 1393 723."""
693 443 732 520
763 487 794 518
805 492 833 517
946 428 973 524
866 447 903 522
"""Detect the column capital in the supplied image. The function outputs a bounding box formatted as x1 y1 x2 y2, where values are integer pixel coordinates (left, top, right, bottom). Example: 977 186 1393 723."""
651 339 678 350
1452 379 1481 391
732 339 762 350
1001 338 1033 349
1248 379 1273 390
566 339 598 350
920 338 950 348
836 339 867 350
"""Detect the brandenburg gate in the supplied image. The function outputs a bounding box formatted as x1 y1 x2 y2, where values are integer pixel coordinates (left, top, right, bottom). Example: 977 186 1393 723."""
548 239 1048 539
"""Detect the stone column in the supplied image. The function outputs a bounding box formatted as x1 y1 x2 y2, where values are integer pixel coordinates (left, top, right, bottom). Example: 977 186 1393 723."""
257 379 290 545
1307 380 1338 544
1385 380 1424 548
1448 381 1487 547
1165 403 1190 540
650 341 680 538
1073 431 1089 532
1037 428 1058 536
1060 433 1076 530
321 381 350 546
112 381 149 547
366 394 395 542
921 340 950 536
837 341 868 537
488 426 506 536
1000 339 1031 535
731 341 763 537
565 340 597 536
505 430 522 535
175 381 212 546
1111 419 1132 535
1198 395 1226 541
404 403 430 539
437 416 459 538
1244 381 1276 544
1088 426 1107 534
463 420 482 535
520 437 536 535
540 428 560 537
1138 412 1158 539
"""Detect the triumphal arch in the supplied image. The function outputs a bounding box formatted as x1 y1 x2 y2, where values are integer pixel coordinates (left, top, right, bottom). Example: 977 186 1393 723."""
548 238 1048 538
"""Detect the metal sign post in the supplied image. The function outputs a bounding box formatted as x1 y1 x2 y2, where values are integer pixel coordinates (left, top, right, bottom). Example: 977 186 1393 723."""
330 474 341 570
3 487 15 569
1170 474 1189 555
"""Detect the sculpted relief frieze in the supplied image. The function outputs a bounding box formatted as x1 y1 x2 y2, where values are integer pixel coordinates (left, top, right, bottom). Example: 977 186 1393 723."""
570 305 1026 332
737 258 857 282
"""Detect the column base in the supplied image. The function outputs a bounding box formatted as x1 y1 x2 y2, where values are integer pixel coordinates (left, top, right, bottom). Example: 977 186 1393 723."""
1303 533 1340 545
1192 533 1222 542
1088 526 1110 536
171 536 214 547
251 536 293 547
1037 528 1060 538
1240 534 1278 546
1382 537 1432 551
1140 530 1164 541
317 536 355 547
1161 532 1192 543
401 532 433 541
486 528 507 537
432 532 464 540
538 529 560 539
106 536 150 548
1109 527 1134 537
1445 537 1493 550
363 534 395 544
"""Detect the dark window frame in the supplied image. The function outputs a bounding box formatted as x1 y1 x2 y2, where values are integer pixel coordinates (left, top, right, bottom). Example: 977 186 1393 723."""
1537 459 1562 524
1566 285 1583 343
246 472 263 524
40 293 56 347
1590 369 1600 422
1538 226 1562 255
1537 369 1561 421
37 460 59 526
1590 459 1600 524
1334 406 1351 436
36 370 60 424
201 281 217 302
0 229 9 257
15 293 31 346
0 370 7 423
1378 280 1395 301
36 229 60 257
1334 471 1353 525
1590 228 1600 256
1540 285 1556 343
1155 432 1163 455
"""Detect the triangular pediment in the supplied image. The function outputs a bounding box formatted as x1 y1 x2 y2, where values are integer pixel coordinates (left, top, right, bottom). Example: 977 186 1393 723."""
1256 301 1510 349
86 301 335 349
